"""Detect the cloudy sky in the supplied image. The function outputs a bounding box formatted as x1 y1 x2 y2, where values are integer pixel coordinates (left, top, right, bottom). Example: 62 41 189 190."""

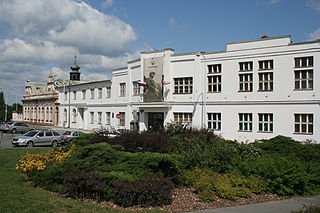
0 0 319 104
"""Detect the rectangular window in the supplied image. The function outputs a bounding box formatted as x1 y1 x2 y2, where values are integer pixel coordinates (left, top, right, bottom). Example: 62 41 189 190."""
90 112 94 124
64 92 67 101
173 112 192 124
239 61 253 71
208 64 221 73
258 60 273 70
120 83 126 97
106 112 111 125
174 77 193 94
208 75 221 93
207 113 221 130
106 87 111 98
295 56 313 68
73 91 77 100
239 74 253 92
132 81 140 96
239 113 253 132
294 114 313 134
119 112 125 126
258 113 273 132
98 88 102 99
82 90 86 100
97 112 102 124
294 70 313 90
90 89 94 99
72 109 77 123
258 72 273 91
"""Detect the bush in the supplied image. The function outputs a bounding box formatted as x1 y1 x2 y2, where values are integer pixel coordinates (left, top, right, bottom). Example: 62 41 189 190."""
108 131 169 153
111 173 174 207
61 170 111 201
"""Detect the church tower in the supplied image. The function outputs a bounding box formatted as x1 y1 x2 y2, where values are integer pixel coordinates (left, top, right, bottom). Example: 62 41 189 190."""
69 50 81 81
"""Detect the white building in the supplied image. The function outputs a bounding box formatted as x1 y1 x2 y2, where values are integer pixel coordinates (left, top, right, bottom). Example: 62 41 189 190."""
56 35 320 142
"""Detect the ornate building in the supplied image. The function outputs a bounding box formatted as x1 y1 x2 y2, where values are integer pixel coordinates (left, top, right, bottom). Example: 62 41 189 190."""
22 71 60 125
22 54 83 126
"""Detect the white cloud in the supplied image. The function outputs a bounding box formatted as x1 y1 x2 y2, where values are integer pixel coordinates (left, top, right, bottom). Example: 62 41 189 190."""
309 28 320 40
306 0 320 12
169 18 187 32
0 0 138 104
102 0 114 8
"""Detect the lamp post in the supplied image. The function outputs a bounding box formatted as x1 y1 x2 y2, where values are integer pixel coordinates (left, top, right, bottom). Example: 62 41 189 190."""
196 52 207 129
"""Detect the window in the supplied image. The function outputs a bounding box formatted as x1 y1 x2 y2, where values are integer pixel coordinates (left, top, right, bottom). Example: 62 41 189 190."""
294 70 313 90
106 87 111 98
258 60 273 70
258 113 273 132
98 112 102 124
208 64 221 74
64 92 67 101
106 112 111 125
239 61 253 71
208 113 221 130
132 81 140 96
98 88 102 99
72 109 77 123
90 112 94 124
120 83 126 97
258 72 273 91
82 90 86 100
64 109 67 122
208 75 221 93
239 113 252 132
295 56 313 68
90 89 95 99
73 91 77 100
294 114 313 134
46 131 53 137
173 113 192 124
174 77 193 94
239 74 253 92
119 112 125 126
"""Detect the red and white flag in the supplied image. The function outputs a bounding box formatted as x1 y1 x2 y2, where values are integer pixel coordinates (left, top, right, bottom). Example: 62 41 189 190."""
162 81 171 85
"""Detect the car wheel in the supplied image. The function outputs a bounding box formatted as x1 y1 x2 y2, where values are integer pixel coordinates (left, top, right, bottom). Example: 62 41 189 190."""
11 129 16 134
26 141 34 148
52 140 58 148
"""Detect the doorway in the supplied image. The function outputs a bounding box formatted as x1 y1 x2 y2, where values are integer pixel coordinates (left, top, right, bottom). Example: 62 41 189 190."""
147 112 164 130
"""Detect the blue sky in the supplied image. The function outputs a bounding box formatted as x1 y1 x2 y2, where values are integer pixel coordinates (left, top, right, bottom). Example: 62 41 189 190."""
0 0 319 104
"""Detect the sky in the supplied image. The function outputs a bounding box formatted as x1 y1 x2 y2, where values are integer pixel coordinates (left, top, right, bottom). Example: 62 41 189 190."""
0 0 319 105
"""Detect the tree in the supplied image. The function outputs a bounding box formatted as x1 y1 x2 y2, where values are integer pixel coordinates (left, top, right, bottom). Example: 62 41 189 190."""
0 91 5 121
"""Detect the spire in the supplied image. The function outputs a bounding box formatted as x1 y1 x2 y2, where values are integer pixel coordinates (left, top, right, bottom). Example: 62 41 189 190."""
70 49 81 81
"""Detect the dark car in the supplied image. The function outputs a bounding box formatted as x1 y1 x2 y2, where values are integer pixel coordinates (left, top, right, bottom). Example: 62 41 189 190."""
61 130 83 145
0 122 33 133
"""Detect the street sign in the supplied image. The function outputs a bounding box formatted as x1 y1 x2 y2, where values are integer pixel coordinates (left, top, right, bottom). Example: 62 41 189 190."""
116 113 121 119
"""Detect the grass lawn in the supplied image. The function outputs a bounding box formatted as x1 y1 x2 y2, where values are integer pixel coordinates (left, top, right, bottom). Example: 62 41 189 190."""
0 148 130 213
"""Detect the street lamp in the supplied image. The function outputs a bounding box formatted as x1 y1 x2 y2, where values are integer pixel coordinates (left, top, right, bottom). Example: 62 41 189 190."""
196 52 207 129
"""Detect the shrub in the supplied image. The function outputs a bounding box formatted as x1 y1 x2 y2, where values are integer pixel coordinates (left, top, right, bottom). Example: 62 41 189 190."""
111 173 174 207
108 131 169 153
61 170 110 201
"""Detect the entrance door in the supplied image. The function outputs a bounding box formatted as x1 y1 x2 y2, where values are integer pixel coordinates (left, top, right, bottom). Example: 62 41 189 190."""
148 112 164 130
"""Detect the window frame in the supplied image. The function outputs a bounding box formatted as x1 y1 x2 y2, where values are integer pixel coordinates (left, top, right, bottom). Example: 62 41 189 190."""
294 113 313 134
207 112 221 131
119 83 126 97
258 113 273 133
174 77 193 94
238 113 253 132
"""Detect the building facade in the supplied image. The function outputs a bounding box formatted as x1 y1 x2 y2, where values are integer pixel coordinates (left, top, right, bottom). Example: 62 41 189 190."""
57 35 319 142
22 71 60 125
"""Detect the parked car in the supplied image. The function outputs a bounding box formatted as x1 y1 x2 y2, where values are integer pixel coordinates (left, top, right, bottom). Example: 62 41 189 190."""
12 129 61 147
61 130 83 145
0 122 33 133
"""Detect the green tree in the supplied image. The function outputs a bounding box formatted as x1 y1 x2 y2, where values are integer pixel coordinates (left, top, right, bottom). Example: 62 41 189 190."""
0 92 5 121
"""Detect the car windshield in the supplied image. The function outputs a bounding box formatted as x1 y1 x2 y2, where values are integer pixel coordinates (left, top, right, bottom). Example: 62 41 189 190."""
24 131 39 137
6 122 14 125
62 131 72 135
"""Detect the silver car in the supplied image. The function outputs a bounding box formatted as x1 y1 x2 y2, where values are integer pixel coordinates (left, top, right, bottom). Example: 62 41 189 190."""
12 130 61 148
0 122 33 133
61 130 83 145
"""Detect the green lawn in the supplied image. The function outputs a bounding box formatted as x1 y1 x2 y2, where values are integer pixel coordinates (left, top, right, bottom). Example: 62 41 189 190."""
0 148 126 213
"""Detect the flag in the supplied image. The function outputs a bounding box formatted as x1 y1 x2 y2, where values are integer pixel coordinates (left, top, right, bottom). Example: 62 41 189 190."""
137 82 148 87
162 81 171 85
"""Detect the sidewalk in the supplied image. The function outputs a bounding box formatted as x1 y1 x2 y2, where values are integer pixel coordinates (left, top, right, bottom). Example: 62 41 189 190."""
190 195 320 213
